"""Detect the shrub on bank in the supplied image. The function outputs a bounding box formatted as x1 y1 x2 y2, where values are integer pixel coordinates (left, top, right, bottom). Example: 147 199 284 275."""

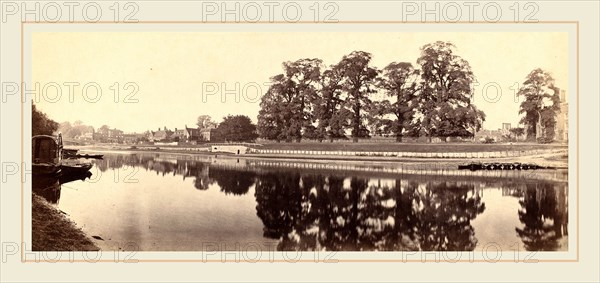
537 137 554 144
482 137 495 144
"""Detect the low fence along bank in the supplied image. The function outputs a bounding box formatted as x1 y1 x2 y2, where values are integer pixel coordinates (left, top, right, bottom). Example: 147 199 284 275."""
247 147 568 159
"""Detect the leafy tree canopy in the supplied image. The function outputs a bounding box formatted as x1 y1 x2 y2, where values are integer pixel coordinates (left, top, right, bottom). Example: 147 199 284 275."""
32 104 58 136
217 115 258 142
517 68 560 141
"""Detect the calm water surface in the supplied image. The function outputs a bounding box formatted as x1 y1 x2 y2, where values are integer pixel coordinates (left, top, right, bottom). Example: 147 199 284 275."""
33 152 569 252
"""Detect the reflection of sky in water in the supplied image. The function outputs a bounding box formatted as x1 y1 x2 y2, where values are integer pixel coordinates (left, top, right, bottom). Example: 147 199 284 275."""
471 188 525 250
58 169 271 251
38 153 568 252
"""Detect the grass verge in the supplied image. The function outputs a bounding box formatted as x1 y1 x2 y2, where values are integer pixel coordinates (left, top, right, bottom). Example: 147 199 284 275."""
32 193 99 251
257 142 566 152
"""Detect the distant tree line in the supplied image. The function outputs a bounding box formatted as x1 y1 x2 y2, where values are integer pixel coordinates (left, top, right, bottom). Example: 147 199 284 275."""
257 41 486 143
58 120 94 139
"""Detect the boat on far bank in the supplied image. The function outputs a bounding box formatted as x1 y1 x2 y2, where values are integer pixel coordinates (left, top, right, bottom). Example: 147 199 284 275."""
458 162 561 171
62 148 104 159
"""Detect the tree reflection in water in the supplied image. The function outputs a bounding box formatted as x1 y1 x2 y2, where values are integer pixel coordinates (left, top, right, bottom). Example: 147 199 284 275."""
515 182 568 251
415 182 486 251
254 173 303 241
254 173 486 251
209 167 256 195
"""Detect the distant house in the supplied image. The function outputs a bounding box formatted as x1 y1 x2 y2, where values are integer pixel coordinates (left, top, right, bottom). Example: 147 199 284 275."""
173 128 186 141
92 132 105 142
107 128 124 143
555 90 568 142
147 125 223 143
532 89 568 142
185 126 203 141
91 127 125 143
144 131 154 141
172 125 204 142
150 127 173 142
201 128 223 142
97 127 109 136
123 133 144 144
75 132 94 141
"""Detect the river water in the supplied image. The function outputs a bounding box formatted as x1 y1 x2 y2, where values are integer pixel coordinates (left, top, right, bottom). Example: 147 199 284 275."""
33 152 569 252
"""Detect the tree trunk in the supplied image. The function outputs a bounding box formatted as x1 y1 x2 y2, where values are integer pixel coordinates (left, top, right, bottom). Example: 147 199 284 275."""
353 111 360 143
528 124 537 141
395 121 403 143
352 90 361 143
428 135 432 143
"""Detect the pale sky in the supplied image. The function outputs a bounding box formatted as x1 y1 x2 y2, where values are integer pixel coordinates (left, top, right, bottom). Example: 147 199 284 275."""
32 32 568 133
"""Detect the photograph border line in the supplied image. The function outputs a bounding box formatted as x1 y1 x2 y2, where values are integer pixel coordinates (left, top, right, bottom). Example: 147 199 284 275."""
20 20 580 263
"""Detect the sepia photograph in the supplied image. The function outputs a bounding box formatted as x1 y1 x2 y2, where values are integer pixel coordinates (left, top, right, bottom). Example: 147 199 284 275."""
29 31 571 254
3 0 600 282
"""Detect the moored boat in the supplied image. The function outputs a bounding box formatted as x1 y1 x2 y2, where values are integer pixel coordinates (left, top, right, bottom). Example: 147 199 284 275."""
60 163 93 175
32 135 63 175
60 158 93 175
59 170 92 184
33 134 94 176
75 153 104 159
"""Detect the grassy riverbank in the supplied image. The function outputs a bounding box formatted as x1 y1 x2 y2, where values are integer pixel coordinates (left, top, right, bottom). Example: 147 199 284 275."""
257 142 566 152
32 194 99 251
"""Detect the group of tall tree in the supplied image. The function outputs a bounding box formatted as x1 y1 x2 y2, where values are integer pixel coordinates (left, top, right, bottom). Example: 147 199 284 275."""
257 41 486 143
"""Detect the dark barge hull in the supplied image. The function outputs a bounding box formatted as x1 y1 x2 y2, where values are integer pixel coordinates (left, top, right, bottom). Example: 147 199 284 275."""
75 154 104 159
32 164 61 175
